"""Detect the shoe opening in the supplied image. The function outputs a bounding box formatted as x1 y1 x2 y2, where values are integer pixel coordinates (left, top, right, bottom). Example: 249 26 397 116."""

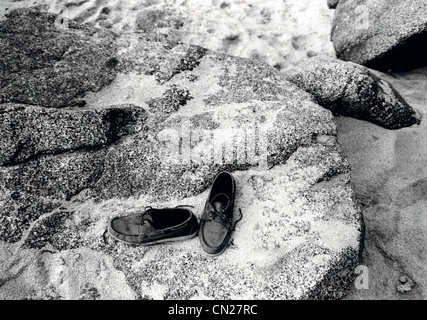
150 208 191 229
210 172 233 201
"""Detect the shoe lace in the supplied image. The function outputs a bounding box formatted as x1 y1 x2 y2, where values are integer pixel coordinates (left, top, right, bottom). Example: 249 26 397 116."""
203 205 243 232
140 206 154 226
232 208 243 232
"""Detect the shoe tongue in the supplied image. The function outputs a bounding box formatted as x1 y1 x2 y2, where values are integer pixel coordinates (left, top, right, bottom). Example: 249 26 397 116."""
211 193 230 212
143 209 156 227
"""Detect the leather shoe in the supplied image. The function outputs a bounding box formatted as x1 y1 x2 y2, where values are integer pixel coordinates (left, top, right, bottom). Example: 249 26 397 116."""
199 171 239 255
108 206 199 245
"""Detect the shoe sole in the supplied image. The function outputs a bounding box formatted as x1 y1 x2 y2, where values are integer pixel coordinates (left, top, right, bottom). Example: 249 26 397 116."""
108 227 199 246
201 241 229 257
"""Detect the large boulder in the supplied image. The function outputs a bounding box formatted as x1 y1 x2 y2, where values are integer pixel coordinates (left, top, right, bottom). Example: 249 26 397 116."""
0 8 120 107
331 0 427 72
287 57 420 129
0 9 364 300
0 103 146 166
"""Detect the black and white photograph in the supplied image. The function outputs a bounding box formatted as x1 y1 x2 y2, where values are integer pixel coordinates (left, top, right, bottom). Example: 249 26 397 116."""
0 0 425 308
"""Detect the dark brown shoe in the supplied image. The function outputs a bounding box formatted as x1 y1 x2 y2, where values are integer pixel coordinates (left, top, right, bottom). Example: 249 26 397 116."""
199 171 241 255
108 206 199 245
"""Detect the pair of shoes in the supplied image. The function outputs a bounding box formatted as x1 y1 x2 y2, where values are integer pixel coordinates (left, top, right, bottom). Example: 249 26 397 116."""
107 171 242 255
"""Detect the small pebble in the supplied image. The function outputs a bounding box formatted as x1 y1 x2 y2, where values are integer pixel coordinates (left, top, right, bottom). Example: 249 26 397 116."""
399 275 407 284
397 283 412 293
397 275 414 293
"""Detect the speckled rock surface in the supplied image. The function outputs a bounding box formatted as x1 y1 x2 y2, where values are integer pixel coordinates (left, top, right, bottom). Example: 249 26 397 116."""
331 0 427 72
0 103 147 166
0 9 120 107
0 9 364 300
287 57 421 129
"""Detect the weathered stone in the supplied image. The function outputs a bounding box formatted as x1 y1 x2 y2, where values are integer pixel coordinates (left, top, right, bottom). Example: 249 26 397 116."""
0 9 364 300
0 149 106 242
287 57 420 129
331 0 427 72
0 8 120 107
0 103 147 166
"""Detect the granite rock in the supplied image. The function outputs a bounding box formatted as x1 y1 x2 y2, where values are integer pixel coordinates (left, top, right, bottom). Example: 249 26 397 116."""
0 9 364 300
331 0 427 72
287 57 420 129
0 103 147 166
0 8 120 107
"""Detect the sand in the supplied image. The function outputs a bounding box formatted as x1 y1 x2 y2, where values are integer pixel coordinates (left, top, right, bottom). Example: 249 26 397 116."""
338 67 427 299
0 0 425 299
